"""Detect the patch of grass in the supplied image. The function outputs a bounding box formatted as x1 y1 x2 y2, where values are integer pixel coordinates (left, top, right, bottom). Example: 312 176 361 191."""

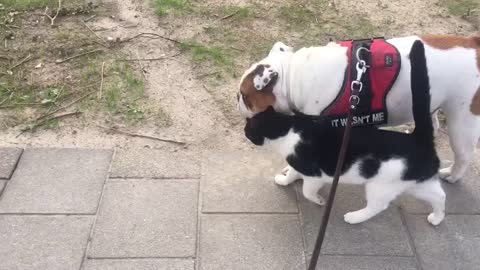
180 41 234 70
278 4 316 29
440 0 479 17
153 0 191 16
102 62 145 122
1 0 57 10
344 17 377 39
221 5 252 19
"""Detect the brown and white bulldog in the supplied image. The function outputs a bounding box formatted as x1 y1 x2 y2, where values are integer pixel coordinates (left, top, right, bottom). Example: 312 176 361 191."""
238 34 480 183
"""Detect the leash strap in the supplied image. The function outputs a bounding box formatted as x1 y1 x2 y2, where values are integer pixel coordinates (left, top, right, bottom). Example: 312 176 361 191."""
307 112 353 270
307 44 369 269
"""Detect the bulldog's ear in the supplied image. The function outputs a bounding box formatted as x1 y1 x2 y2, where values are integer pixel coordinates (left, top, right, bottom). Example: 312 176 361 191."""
253 64 279 91
268 42 293 56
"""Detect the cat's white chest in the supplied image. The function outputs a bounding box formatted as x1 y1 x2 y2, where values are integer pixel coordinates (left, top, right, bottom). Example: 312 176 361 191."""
265 129 301 158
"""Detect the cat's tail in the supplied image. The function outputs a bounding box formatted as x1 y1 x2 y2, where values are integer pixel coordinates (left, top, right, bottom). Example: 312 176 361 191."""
410 40 433 146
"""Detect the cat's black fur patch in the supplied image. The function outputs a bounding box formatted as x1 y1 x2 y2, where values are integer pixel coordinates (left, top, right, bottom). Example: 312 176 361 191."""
360 157 381 179
244 40 439 182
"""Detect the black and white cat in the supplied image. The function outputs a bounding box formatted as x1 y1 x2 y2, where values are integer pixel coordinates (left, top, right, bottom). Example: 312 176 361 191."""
244 40 446 226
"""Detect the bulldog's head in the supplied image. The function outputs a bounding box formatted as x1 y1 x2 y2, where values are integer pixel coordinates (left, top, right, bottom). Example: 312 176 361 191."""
237 42 293 118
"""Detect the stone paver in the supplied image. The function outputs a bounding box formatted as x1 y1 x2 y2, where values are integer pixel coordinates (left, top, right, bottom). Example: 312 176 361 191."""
0 216 93 270
398 165 480 214
299 184 413 256
89 180 198 258
314 255 418 270
110 148 200 178
0 148 112 214
0 147 22 179
83 259 194 270
0 180 6 194
399 144 480 214
202 150 298 213
199 214 305 270
405 214 480 270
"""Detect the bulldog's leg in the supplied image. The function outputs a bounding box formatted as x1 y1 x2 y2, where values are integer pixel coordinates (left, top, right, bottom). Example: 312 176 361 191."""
441 110 480 183
432 111 440 136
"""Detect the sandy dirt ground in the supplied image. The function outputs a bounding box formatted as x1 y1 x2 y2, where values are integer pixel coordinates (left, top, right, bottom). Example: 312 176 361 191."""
0 0 478 155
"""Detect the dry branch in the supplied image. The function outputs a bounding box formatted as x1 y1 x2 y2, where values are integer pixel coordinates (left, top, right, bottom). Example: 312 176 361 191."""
18 111 82 136
97 125 187 145
44 0 62 26
221 10 240 20
34 90 95 122
56 49 103 64
121 33 182 44
99 62 105 99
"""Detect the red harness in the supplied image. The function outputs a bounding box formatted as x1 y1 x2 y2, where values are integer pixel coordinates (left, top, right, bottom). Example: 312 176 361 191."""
321 38 401 126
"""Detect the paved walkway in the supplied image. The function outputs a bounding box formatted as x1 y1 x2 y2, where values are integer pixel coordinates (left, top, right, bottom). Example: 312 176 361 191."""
0 146 479 270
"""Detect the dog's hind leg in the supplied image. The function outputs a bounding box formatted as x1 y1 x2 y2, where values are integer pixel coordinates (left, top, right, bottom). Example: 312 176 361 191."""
407 178 445 226
440 108 480 183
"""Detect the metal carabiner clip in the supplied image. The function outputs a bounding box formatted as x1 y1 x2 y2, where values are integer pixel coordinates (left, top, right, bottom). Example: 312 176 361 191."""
355 61 367 81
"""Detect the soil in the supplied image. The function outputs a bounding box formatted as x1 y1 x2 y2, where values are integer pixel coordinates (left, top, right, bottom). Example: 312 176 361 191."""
0 0 477 155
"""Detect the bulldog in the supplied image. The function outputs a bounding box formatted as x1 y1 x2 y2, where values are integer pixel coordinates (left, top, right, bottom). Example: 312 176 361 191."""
237 34 480 183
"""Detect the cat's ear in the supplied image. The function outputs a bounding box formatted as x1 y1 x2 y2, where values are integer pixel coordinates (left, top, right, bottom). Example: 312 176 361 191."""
266 106 275 113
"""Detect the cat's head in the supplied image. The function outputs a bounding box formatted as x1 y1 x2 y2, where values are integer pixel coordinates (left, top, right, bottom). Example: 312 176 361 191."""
244 106 291 146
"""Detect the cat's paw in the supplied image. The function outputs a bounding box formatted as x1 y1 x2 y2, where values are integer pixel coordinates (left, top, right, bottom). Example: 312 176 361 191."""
305 195 325 206
439 166 460 183
344 211 368 224
427 212 445 226
274 174 291 186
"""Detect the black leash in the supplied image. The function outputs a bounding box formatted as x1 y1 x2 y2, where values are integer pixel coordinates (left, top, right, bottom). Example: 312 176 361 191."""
307 43 370 269
307 111 353 270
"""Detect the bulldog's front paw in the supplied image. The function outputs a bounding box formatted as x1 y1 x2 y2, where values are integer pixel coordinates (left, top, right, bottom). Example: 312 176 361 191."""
439 166 460 183
274 174 291 186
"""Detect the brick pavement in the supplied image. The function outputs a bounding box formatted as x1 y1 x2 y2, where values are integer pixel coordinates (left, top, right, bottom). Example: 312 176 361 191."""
0 147 479 270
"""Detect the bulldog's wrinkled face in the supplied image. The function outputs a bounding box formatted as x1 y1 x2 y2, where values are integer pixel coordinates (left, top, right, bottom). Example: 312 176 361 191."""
237 42 293 118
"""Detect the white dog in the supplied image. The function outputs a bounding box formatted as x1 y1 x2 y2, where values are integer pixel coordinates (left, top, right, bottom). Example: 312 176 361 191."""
238 34 480 183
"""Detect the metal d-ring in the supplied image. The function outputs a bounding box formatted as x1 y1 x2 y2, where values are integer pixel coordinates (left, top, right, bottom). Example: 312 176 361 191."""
355 47 370 62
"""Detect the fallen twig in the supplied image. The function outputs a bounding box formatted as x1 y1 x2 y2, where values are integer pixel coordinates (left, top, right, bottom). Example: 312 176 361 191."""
135 51 147 79
9 54 32 71
34 90 95 122
0 103 44 109
330 0 338 12
56 49 103 64
83 15 97 22
79 18 103 41
121 32 182 44
196 71 220 79
96 125 187 145
119 22 140 28
115 52 182 62
44 0 62 26
18 111 82 137
99 62 105 99
221 10 240 20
